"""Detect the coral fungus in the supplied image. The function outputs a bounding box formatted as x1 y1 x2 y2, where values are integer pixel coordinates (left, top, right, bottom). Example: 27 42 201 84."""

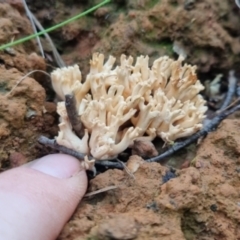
51 53 207 161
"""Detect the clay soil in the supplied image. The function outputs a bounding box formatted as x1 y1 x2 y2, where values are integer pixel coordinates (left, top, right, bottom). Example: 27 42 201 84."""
0 0 240 239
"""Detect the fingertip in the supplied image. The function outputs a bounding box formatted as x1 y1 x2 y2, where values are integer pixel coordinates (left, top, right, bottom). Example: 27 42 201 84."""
25 153 84 179
0 154 88 240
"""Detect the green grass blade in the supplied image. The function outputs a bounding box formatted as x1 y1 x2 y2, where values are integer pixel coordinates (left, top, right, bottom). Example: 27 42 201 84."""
0 0 111 51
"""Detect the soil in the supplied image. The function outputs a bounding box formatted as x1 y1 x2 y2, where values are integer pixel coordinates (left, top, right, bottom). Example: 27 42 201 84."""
58 119 240 240
0 0 240 239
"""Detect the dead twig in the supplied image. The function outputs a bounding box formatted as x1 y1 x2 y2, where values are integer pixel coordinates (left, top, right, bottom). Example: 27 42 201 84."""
21 1 65 67
217 70 237 113
217 97 240 113
29 12 65 67
6 70 50 97
39 99 240 169
237 86 240 97
95 160 123 169
38 136 123 168
38 136 86 160
146 103 240 163
65 94 84 138
22 0 44 57
116 159 135 179
84 186 118 197
38 103 240 168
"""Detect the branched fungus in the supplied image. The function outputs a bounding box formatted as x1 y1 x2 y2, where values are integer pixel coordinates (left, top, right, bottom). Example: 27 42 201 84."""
51 53 207 163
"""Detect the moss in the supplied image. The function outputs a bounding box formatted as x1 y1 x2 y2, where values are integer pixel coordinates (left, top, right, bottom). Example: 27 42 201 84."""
148 14 161 24
0 81 9 93
147 0 161 8
169 1 179 7
86 236 99 240
158 41 174 55
143 38 174 55
181 210 206 240
144 30 158 41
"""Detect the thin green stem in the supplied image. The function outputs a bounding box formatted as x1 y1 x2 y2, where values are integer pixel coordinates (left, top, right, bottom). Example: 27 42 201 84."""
0 0 111 51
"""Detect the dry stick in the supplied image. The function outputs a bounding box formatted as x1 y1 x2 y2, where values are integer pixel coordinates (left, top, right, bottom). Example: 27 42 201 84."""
37 136 122 167
116 159 135 179
38 105 240 169
38 136 86 160
217 70 237 113
237 86 240 97
100 104 240 166
38 104 240 169
63 94 120 167
22 0 44 58
6 70 50 96
65 94 84 138
84 186 118 197
30 12 65 67
146 103 240 163
217 97 240 113
94 160 123 168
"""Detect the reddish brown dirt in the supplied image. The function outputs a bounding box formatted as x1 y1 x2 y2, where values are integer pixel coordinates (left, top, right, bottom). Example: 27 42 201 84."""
0 2 42 72
0 64 59 169
0 2 60 169
29 0 240 77
58 119 240 239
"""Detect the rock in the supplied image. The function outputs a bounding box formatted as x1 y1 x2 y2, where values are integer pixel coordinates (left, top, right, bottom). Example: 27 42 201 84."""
132 139 158 158
97 215 138 240
126 155 144 173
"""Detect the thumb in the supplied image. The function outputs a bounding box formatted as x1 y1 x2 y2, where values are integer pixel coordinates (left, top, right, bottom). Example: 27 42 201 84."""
0 154 88 240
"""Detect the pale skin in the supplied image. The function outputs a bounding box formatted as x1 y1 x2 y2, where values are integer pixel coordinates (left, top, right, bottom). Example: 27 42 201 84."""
0 154 88 240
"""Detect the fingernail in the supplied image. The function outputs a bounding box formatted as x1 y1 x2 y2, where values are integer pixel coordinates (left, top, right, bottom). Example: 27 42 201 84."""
26 154 83 179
